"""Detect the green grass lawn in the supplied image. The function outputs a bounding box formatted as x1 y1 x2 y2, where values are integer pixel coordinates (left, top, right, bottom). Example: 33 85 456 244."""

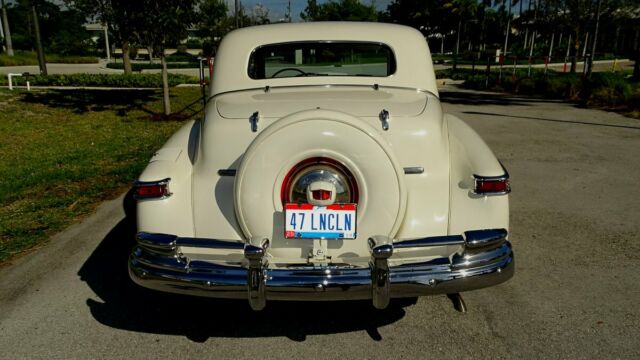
0 87 203 263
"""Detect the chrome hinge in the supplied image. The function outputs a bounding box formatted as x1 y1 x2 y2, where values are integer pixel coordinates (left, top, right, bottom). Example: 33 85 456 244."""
379 109 390 131
249 111 260 132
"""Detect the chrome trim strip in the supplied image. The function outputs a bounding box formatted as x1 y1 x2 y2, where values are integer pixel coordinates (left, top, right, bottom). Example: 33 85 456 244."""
208 84 438 103
403 167 424 175
133 178 172 200
218 169 237 176
137 232 245 251
394 235 465 249
178 237 245 250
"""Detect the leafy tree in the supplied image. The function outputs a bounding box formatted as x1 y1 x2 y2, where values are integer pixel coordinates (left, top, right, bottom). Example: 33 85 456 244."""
383 0 446 34
136 0 199 116
198 0 231 54
250 3 270 25
444 0 478 67
65 0 145 74
300 0 377 22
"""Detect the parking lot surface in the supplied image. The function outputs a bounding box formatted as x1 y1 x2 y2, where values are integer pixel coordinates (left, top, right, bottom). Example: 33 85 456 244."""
0 87 638 359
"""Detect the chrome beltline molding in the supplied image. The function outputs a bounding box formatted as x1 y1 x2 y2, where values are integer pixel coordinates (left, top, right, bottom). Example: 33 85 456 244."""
206 84 439 105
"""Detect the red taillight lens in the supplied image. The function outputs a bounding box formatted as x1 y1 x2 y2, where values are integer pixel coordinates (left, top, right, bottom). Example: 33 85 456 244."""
474 178 510 194
135 179 171 199
312 189 332 201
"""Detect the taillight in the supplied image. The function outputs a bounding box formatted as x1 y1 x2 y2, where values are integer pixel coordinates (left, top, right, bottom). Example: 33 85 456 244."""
134 178 171 199
474 175 510 195
281 157 358 205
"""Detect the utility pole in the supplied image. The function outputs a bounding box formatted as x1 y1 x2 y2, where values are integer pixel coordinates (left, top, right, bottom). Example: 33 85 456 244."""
1 0 14 56
286 0 291 22
32 3 47 75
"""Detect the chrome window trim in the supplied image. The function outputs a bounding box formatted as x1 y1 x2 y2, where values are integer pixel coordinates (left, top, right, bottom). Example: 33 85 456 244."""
247 40 397 80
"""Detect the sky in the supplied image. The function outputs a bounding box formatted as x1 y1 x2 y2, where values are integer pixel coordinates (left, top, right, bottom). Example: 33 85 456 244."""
233 0 393 22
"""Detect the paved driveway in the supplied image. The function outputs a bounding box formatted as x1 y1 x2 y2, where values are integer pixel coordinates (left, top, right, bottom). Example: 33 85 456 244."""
0 87 638 359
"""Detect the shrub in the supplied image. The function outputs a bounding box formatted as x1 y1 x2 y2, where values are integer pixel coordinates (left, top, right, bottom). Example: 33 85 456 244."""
0 73 199 88
105 62 200 71
583 73 632 107
0 51 98 66
515 78 536 95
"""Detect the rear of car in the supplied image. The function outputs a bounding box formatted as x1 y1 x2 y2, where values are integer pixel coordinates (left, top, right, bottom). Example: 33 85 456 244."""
129 22 514 310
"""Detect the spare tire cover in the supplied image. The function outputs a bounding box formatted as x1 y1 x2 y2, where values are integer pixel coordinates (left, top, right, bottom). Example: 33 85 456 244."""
235 109 407 249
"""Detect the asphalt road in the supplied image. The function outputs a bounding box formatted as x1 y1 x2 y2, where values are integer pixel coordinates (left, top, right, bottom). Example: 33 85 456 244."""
1 87 639 359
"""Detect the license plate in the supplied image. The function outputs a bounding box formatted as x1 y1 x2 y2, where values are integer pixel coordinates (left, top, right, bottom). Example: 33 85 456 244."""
284 203 357 239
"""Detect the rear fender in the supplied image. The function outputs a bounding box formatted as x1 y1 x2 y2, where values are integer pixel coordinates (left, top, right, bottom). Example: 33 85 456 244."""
446 114 509 234
136 120 200 237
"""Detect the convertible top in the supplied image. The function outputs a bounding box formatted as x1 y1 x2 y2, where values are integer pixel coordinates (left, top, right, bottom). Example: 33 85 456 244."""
211 22 439 97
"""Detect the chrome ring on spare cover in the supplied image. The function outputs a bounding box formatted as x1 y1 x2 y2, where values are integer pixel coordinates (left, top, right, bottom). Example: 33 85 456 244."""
282 157 359 205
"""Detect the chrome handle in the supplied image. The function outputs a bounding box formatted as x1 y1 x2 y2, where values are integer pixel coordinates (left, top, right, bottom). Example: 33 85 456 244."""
250 111 260 132
379 109 390 131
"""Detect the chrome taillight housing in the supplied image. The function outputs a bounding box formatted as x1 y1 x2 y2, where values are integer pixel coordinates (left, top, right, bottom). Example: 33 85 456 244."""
134 178 171 199
281 157 358 205
473 174 510 195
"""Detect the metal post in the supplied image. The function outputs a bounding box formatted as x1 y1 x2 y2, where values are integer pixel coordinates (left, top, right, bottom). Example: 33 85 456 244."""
104 22 110 61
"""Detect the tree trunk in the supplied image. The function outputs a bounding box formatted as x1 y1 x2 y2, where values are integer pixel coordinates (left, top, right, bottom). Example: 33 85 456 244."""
32 5 47 75
503 0 512 55
633 50 640 81
161 51 171 117
1 0 14 56
147 46 154 64
453 19 461 71
122 40 133 74
634 31 640 80
570 32 579 73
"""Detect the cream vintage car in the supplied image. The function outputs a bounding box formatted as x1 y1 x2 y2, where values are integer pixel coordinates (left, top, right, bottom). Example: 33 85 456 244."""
129 22 514 311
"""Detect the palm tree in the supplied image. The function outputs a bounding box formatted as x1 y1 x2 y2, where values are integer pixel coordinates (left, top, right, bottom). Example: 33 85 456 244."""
445 0 479 69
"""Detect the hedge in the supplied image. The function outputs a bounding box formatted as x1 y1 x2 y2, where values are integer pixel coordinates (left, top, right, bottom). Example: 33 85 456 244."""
0 73 199 88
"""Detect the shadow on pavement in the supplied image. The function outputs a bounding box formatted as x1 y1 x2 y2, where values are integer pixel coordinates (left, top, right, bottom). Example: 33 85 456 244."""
78 191 409 342
440 88 561 107
20 89 158 116
462 110 640 130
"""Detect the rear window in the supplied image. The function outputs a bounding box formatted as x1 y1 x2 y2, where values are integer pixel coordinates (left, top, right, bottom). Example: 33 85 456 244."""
248 41 396 79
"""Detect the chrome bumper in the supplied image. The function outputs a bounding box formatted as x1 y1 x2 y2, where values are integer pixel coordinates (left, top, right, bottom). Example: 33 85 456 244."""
129 229 514 310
